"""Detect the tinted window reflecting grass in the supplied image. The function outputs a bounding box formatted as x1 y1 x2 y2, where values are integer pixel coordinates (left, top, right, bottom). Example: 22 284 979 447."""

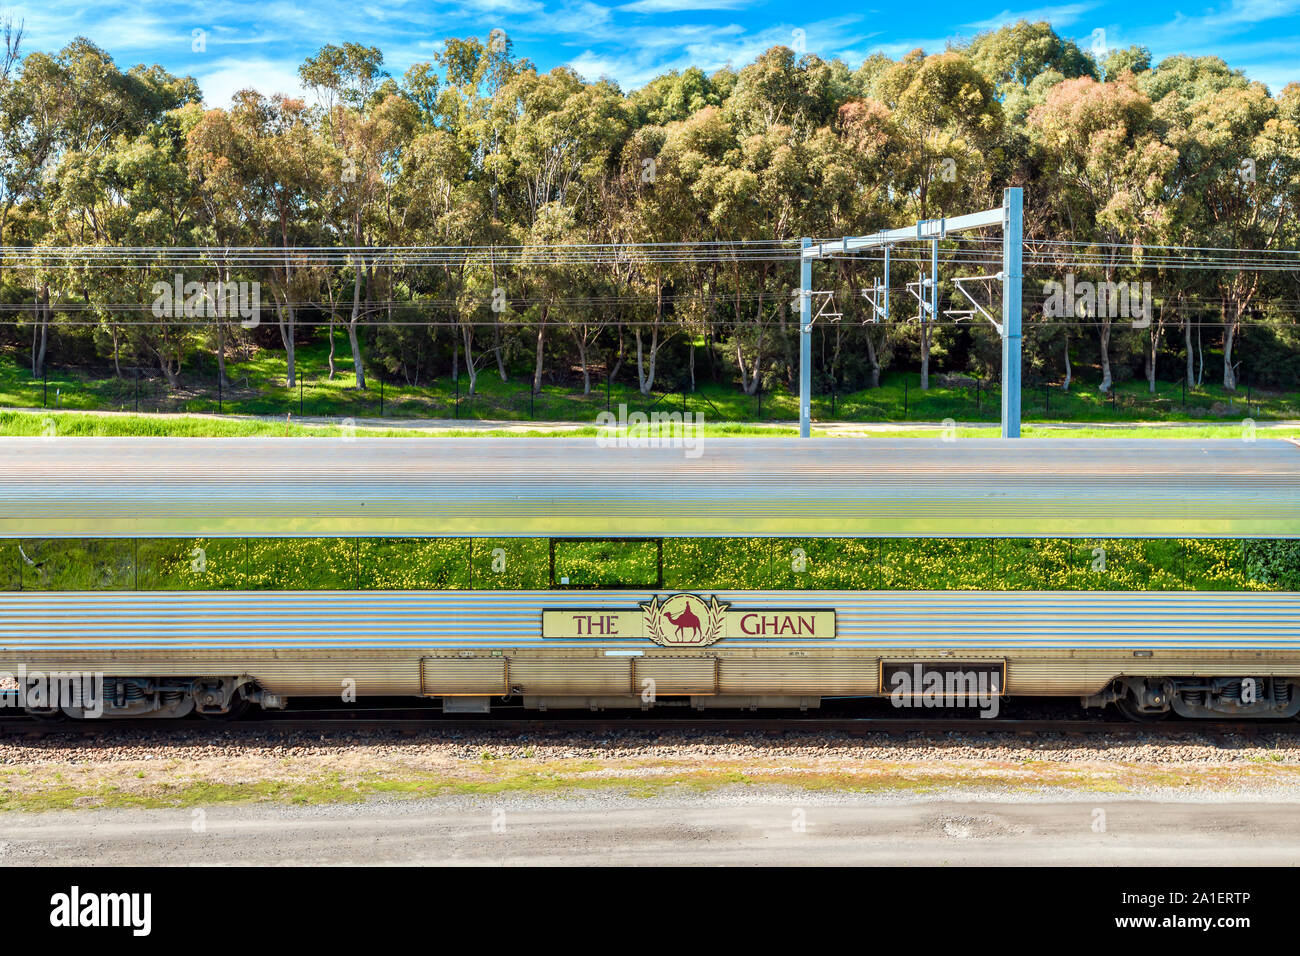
552 540 660 588
2 536 1274 592
14 539 134 590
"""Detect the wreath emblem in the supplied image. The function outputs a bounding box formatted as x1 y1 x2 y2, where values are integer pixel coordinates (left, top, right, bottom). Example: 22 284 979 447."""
640 593 729 647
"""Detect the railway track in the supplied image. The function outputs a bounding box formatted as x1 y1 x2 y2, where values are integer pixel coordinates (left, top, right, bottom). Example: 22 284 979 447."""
2 713 1298 737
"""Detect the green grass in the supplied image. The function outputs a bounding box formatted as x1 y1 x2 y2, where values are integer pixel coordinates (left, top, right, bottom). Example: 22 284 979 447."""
4 338 1296 426
4 408 1299 441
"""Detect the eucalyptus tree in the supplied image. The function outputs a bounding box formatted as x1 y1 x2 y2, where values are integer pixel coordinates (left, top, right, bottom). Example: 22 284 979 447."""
1146 58 1294 389
871 50 1004 388
221 91 326 387
1029 75 1177 392
491 67 631 394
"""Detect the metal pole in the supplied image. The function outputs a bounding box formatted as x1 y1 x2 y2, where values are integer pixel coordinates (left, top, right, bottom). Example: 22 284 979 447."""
883 245 890 320
218 375 222 414
380 376 384 417
799 237 812 437
930 236 938 328
1001 186 1023 438
43 369 47 408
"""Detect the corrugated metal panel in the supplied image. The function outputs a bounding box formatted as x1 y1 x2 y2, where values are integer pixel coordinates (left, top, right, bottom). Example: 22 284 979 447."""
719 658 879 694
508 658 632 694
1006 659 1300 696
420 657 508 696
2 590 1297 651
633 656 718 695
2 437 1297 538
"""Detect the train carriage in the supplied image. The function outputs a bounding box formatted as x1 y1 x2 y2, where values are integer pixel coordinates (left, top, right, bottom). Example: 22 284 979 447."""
1 436 1298 721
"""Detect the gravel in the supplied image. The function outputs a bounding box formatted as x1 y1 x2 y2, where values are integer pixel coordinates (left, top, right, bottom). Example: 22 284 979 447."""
1 725 1298 766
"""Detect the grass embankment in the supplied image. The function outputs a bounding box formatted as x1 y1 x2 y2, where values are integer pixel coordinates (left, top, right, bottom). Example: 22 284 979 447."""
3 744 1299 812
3 337 1294 425
1 408 1296 440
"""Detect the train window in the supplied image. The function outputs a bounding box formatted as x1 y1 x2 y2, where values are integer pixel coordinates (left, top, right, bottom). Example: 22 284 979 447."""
357 538 471 590
136 538 242 590
880 539 995 590
0 541 17 591
1179 539 1249 591
15 539 134 590
469 538 549 590
550 538 662 589
2 536 1278 592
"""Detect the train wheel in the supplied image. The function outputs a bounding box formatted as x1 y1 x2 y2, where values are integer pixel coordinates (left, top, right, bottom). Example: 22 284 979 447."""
197 694 251 721
1114 696 1170 722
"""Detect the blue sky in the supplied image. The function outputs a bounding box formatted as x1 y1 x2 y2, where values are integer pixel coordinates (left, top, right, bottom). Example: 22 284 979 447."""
4 0 1297 104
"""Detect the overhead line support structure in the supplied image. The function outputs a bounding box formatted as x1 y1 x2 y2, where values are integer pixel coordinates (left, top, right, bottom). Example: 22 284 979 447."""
798 186 1023 438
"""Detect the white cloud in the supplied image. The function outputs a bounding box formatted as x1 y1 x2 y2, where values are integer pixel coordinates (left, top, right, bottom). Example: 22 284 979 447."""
617 0 749 12
195 57 307 105
963 2 1102 32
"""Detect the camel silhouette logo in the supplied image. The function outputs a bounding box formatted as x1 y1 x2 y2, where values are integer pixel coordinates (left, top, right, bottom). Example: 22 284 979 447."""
640 593 728 647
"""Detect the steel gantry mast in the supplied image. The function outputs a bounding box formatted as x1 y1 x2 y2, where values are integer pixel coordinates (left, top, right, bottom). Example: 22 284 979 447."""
798 186 1023 438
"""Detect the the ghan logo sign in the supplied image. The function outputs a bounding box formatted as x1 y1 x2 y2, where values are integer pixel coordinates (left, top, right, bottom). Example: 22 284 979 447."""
542 593 835 647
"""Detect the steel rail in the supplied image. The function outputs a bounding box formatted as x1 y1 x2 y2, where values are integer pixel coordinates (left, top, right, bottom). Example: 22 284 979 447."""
3 715 1296 737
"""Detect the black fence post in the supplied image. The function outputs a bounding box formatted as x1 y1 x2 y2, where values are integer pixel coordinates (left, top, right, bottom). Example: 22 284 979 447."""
380 376 384 417
218 374 222 414
299 374 303 416
134 370 139 414
1181 376 1185 410
605 375 610 411
1045 384 1049 414
43 368 47 409
903 379 908 420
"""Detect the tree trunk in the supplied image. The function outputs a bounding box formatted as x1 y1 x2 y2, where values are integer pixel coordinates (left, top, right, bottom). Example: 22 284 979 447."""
1196 322 1204 388
493 320 508 382
865 331 881 389
277 297 296 387
327 314 337 379
1145 335 1156 394
575 333 590 395
348 258 366 390
216 322 231 389
1222 300 1237 391
462 322 478 396
532 306 546 395
635 324 659 395
1098 319 1112 392
31 287 49 378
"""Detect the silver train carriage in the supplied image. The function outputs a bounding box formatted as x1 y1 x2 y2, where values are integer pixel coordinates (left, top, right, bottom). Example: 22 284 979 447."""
0 436 1298 721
